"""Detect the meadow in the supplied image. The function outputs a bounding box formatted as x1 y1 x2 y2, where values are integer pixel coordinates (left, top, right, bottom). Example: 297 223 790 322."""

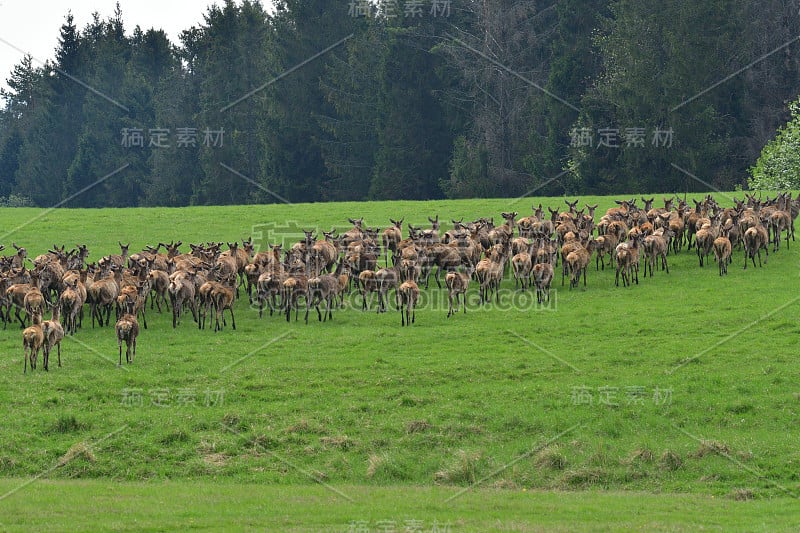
0 195 798 531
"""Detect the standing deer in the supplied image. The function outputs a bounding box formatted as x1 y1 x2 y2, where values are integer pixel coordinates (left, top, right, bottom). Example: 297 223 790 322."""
398 280 419 326
41 302 64 371
445 268 470 318
115 300 139 365
22 314 44 373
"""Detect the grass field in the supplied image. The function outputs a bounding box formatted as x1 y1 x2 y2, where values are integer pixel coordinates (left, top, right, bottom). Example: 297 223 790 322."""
0 194 798 530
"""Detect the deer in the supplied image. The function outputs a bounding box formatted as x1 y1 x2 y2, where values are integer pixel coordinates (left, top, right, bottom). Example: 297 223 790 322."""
147 267 171 312
743 223 769 269
615 233 644 287
88 262 122 327
532 262 554 304
115 299 139 365
4 268 34 329
212 280 236 331
41 302 64 371
22 313 44 374
475 244 505 304
306 274 338 323
382 218 404 266
643 218 674 277
694 220 718 267
511 244 533 291
374 263 400 313
398 280 419 326
11 243 27 269
445 267 470 318
168 270 198 328
566 240 595 289
109 242 130 268
22 270 45 327
58 278 82 336
283 271 308 323
768 194 792 252
594 232 618 271
713 229 732 276
358 269 378 311
487 212 517 248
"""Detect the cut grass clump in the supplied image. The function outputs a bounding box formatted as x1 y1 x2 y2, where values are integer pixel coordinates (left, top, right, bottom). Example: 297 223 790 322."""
534 446 567 470
659 450 683 471
57 443 96 467
320 435 356 450
285 419 325 435
48 415 89 434
692 440 731 459
160 429 191 445
434 450 487 485
729 488 755 501
560 467 607 488
405 420 432 434
628 447 655 464
366 453 410 481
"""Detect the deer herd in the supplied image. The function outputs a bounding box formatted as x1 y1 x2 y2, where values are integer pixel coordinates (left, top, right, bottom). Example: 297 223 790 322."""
6 192 797 374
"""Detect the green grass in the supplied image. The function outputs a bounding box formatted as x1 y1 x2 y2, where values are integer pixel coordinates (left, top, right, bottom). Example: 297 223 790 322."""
1 481 798 532
0 194 798 529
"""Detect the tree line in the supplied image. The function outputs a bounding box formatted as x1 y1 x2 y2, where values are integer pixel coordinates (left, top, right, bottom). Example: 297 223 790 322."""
0 0 798 208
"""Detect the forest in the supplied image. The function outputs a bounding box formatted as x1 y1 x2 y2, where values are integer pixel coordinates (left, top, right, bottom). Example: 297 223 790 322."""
0 0 799 207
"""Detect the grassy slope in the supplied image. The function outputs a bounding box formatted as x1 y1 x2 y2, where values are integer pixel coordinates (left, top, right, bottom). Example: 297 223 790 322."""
0 194 798 528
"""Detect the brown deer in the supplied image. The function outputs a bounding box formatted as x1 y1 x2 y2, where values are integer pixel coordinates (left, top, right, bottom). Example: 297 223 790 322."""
445 268 470 317
713 231 732 276
306 274 338 323
382 218 404 266
398 280 419 326
115 300 139 365
532 262 554 304
41 302 64 371
22 313 44 373
743 224 769 269
475 244 504 304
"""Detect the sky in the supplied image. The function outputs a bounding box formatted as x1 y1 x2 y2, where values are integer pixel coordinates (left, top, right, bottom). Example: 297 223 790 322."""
0 1 268 91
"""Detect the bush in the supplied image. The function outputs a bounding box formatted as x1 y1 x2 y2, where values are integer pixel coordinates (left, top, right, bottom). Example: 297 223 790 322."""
0 194 35 207
749 96 800 190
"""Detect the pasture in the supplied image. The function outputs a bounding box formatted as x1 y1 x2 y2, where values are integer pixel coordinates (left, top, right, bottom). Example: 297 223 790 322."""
0 195 799 531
